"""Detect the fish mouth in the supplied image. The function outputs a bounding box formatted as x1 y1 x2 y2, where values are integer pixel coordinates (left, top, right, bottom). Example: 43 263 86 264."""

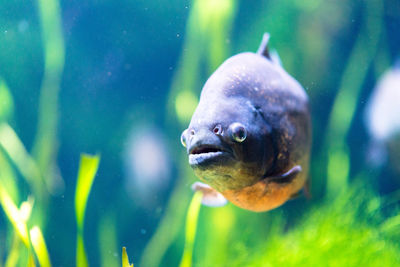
189 145 225 155
188 144 234 167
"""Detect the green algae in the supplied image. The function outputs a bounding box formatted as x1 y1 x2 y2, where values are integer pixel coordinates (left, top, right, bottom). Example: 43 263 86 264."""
191 184 400 266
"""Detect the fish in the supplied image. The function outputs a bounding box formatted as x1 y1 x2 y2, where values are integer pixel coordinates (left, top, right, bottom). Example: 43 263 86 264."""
180 33 311 212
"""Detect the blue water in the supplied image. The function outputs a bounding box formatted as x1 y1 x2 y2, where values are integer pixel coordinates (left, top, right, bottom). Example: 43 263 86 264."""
0 0 399 266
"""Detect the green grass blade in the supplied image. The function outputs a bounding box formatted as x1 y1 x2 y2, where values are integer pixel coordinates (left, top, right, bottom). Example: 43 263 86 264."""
75 154 100 228
0 123 41 182
30 226 52 267
99 214 119 267
0 149 20 204
325 0 383 196
28 254 36 267
139 170 191 267
0 186 30 247
122 247 133 267
0 123 43 190
179 191 203 267
76 235 88 267
0 78 14 122
5 234 21 267
167 0 236 126
0 122 46 227
74 153 100 267
33 0 65 185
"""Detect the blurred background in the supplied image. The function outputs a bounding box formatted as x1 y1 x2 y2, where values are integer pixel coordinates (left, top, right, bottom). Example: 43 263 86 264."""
0 0 400 266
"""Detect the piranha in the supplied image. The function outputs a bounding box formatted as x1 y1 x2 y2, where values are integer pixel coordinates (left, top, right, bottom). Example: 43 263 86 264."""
180 33 311 212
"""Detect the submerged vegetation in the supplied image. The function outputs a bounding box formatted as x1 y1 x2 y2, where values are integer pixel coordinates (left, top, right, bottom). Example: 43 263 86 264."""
0 0 399 266
75 154 100 267
242 189 399 266
194 184 400 266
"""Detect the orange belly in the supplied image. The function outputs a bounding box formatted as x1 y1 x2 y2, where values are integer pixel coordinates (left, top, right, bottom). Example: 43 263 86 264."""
222 175 306 212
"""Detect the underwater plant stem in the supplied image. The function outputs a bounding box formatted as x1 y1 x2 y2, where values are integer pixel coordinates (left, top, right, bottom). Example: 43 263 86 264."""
121 247 133 267
98 214 119 267
325 0 383 197
139 168 191 267
74 154 100 267
5 233 20 267
0 186 38 266
166 0 236 126
0 124 43 197
33 0 65 189
76 235 88 267
30 226 52 267
179 191 203 267
0 186 30 248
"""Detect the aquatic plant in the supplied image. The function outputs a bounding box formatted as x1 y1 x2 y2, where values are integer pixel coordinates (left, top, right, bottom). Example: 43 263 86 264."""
30 226 52 267
168 0 237 126
122 247 133 267
0 184 51 266
179 191 203 267
325 0 383 197
0 0 64 264
0 123 41 203
0 0 399 266
33 0 65 190
75 154 100 267
98 213 119 267
232 185 400 266
176 183 400 266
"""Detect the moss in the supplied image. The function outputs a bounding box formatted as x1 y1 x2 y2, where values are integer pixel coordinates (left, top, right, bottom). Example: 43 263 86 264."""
194 184 400 266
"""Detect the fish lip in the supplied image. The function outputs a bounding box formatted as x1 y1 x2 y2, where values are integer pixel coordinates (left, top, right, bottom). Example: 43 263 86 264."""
189 144 227 155
188 144 234 167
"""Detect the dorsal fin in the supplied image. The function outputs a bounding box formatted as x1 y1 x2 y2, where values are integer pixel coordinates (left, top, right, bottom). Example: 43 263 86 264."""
269 49 283 66
257 33 271 59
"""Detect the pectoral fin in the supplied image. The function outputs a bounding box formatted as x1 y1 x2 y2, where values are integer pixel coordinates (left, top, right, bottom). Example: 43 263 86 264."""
191 182 228 207
270 165 302 184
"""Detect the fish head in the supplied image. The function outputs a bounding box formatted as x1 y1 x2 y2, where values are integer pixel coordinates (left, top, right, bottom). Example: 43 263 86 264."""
180 90 274 192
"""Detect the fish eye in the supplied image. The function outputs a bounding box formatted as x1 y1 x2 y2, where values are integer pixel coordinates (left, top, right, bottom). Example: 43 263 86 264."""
229 122 247 143
213 124 222 135
181 129 188 147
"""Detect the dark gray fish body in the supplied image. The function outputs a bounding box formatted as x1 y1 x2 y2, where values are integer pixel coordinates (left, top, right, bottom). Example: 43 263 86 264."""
181 34 311 212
